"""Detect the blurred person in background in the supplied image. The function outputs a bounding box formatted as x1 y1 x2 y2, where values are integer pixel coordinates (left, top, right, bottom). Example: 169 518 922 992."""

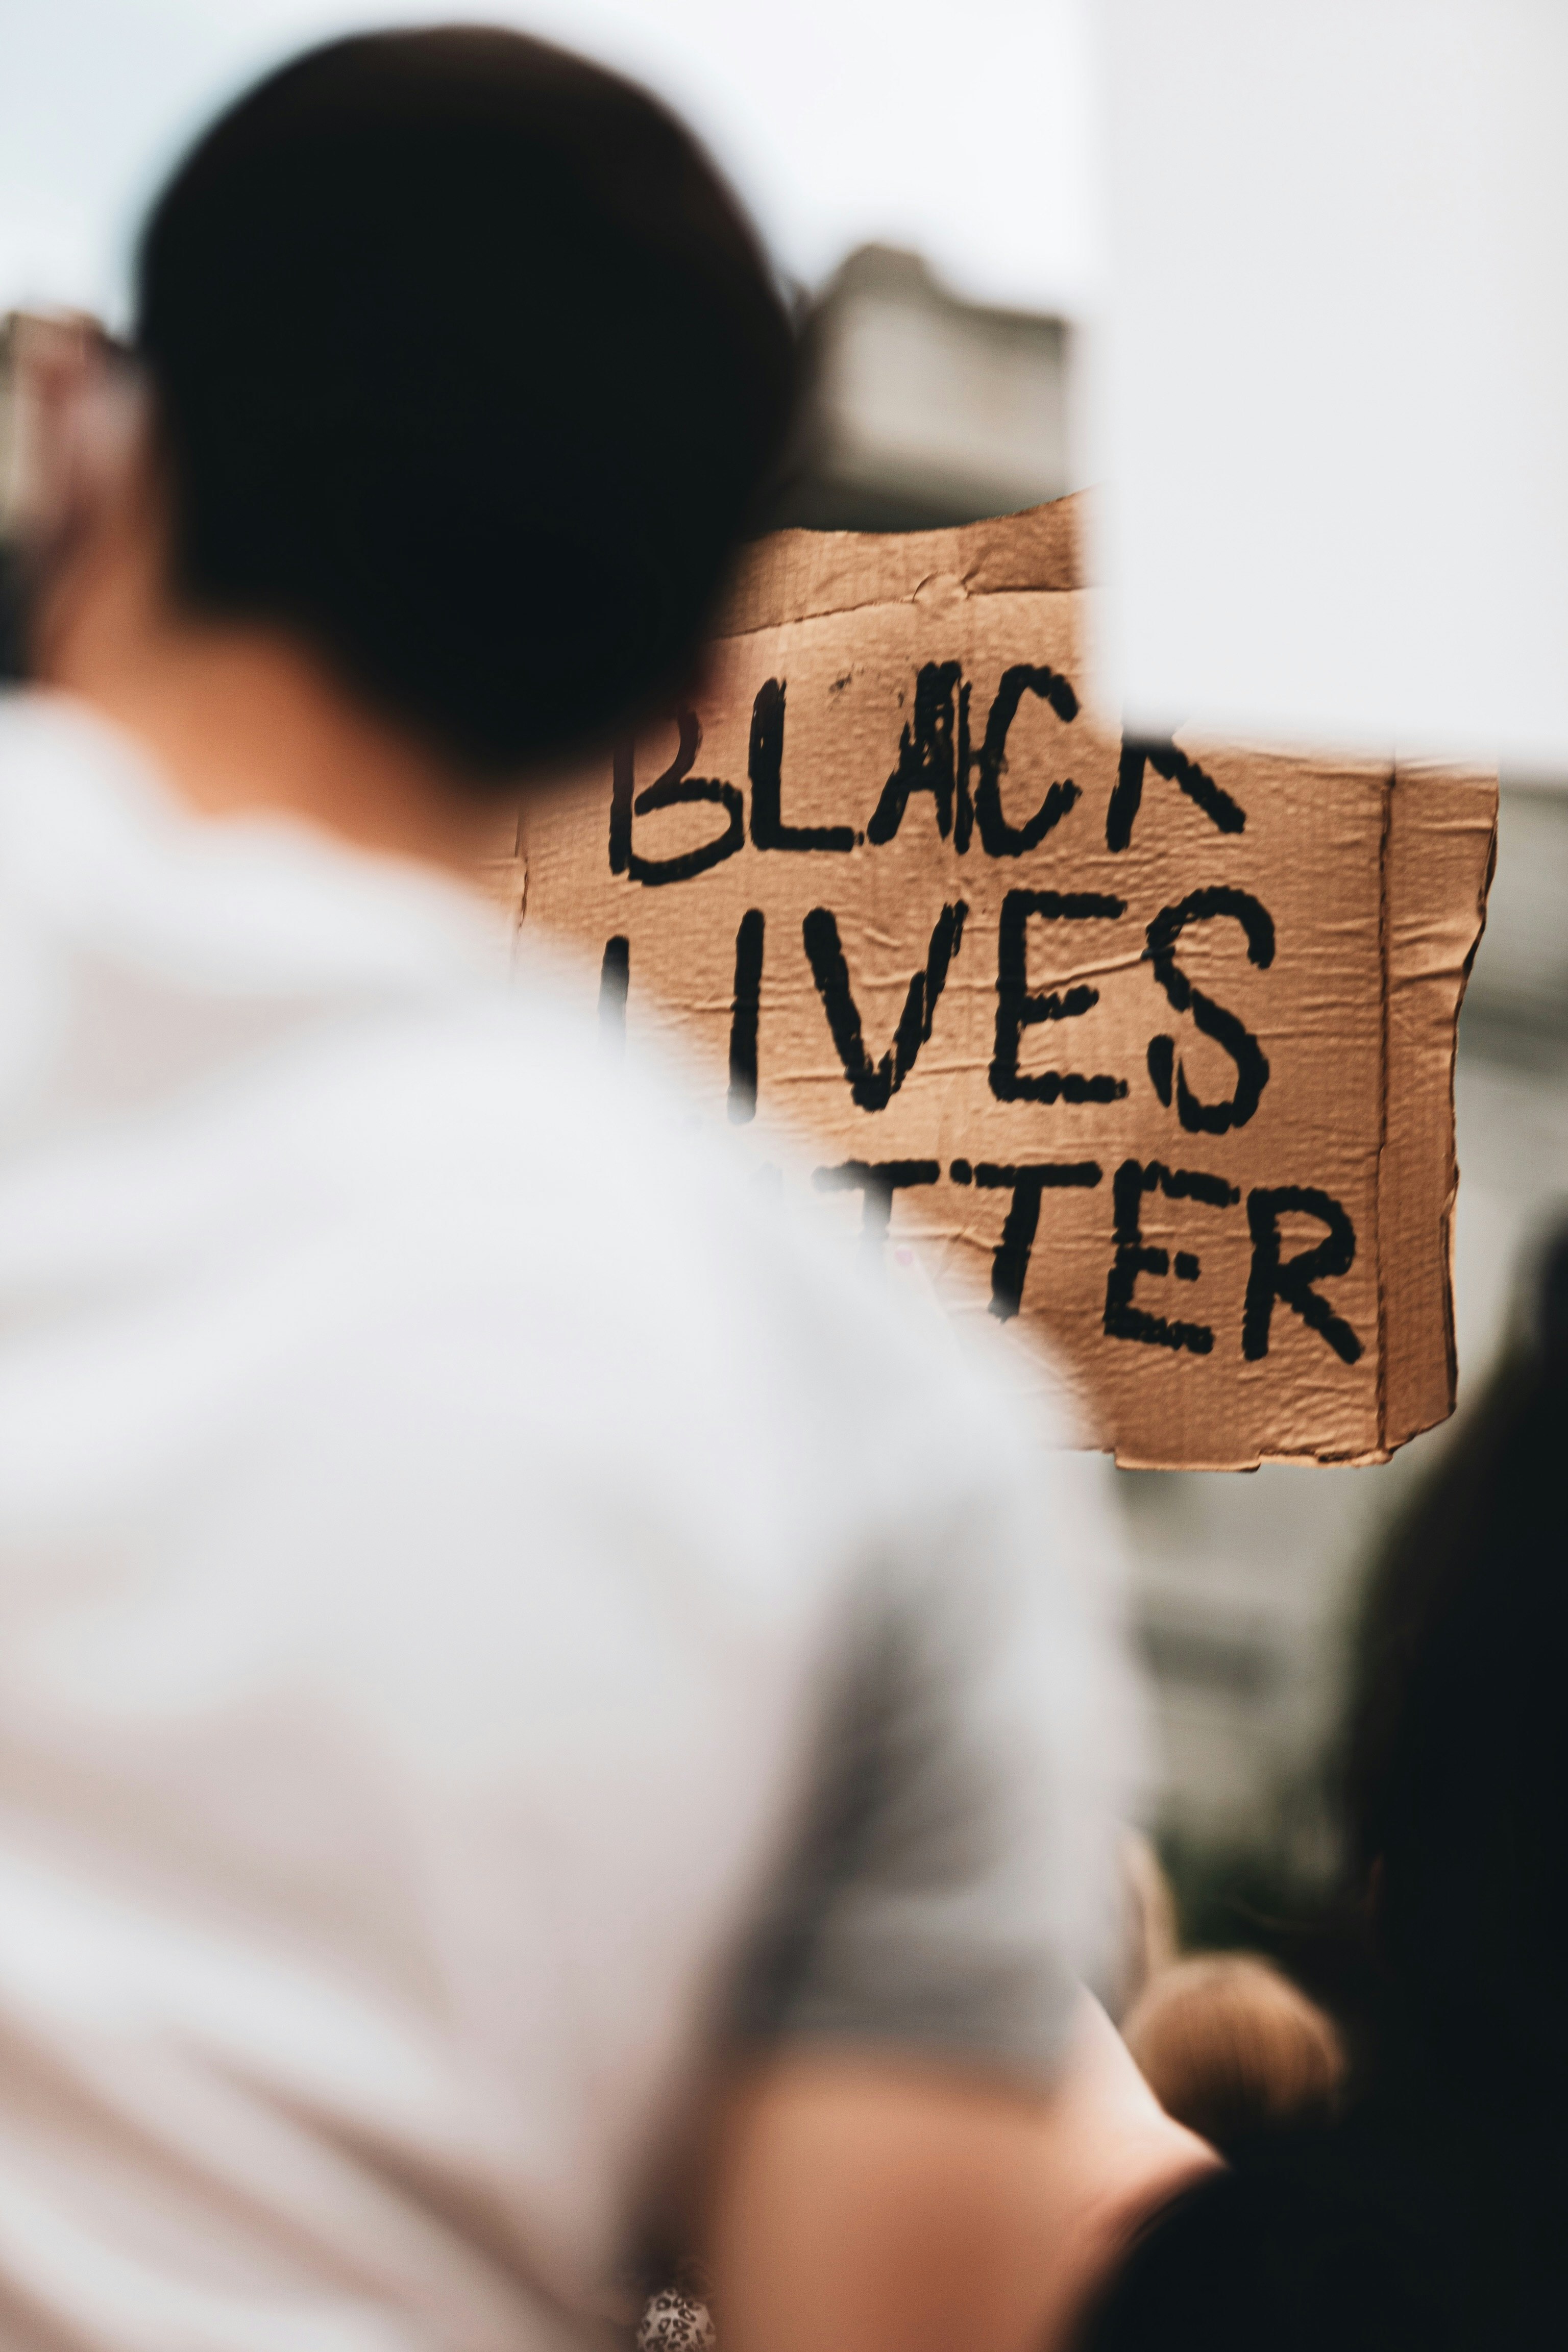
1083 1223 1568 2352
0 27 1210 2352
1120 1952 1344 2158
1076 2162 1452 2352
1317 1216 1568 2345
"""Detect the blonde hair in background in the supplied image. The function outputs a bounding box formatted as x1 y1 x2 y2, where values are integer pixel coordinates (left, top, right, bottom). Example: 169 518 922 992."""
1121 1952 1345 2152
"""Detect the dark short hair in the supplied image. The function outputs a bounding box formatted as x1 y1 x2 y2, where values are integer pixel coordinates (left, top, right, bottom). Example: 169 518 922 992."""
1081 2170 1453 2352
136 28 796 782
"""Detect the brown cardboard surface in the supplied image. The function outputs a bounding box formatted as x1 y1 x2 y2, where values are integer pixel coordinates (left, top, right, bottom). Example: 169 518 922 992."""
520 495 1496 1468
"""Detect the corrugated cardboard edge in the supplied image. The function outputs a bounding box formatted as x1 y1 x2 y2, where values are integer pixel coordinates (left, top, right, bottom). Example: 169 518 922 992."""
1374 758 1498 1458
717 494 1087 638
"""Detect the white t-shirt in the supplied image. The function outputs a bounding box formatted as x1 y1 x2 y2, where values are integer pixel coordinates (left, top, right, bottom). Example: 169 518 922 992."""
0 693 1136 2352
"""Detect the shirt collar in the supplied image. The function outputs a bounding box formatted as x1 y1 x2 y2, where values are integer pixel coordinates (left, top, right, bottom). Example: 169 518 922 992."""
0 690 518 1005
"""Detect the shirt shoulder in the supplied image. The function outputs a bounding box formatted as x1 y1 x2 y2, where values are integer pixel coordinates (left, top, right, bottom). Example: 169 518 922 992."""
251 946 1033 1511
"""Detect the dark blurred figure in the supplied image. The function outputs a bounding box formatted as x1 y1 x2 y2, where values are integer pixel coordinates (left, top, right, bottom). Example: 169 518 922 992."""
1319 1218 1568 2345
1084 1224 1568 2350
1346 1221 1568 2102
1078 2166 1454 2352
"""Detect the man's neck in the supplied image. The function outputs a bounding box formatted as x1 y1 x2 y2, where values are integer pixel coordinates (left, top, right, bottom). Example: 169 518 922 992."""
41 516 519 882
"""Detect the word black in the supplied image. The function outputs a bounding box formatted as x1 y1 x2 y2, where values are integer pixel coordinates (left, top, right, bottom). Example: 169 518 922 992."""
610 671 1242 885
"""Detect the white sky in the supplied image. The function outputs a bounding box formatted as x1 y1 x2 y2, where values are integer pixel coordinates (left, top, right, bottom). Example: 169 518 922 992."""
1 0 1101 328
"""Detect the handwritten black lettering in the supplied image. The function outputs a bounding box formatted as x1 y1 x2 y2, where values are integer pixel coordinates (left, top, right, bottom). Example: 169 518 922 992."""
1242 1185 1362 1364
1103 1159 1240 1354
804 901 968 1112
749 679 854 853
956 1159 1104 1321
969 665 1082 857
610 710 744 886
727 910 765 1124
991 889 1129 1106
814 1159 941 1259
1145 887 1274 1134
598 936 628 1054
866 661 962 845
1107 738 1246 852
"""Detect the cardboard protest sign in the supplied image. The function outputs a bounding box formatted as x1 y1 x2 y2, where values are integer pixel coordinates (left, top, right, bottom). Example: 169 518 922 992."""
520 496 1494 1469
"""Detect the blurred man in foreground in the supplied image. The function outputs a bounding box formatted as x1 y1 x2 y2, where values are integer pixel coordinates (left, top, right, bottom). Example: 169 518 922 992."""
1 29 1209 2350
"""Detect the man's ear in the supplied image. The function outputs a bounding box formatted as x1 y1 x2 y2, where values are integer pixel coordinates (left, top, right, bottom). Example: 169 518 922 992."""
4 316 134 545
16 321 157 681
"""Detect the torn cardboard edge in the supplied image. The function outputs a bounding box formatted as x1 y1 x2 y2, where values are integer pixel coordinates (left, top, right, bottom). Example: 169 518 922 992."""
719 495 1085 639
1376 760 1496 1457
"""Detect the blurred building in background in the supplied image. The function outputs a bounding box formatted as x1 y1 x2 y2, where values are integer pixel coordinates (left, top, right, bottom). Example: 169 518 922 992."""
775 246 1072 532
